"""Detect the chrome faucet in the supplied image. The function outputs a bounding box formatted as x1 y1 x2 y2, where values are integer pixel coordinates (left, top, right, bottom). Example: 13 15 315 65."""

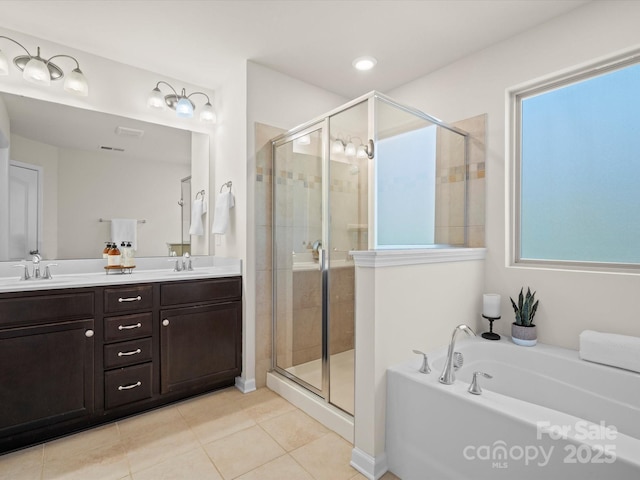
32 254 42 279
439 324 477 385
171 252 193 272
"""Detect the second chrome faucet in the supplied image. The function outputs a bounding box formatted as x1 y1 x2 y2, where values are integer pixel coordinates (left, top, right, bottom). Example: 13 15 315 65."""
439 324 476 385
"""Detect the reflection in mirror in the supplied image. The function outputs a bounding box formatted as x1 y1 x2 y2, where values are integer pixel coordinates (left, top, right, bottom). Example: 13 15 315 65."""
0 92 208 261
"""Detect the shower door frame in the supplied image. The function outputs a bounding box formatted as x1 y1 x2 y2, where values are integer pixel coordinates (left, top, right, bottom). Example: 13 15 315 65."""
271 120 331 401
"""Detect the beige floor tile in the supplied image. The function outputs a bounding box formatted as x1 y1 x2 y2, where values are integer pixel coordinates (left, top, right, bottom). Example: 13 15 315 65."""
42 442 129 480
349 474 368 480
259 409 329 451
132 446 222 480
290 432 357 480
381 472 401 479
177 390 256 445
123 428 200 474
44 424 121 460
236 388 296 423
235 454 313 480
0 445 43 480
203 425 285 479
117 406 186 442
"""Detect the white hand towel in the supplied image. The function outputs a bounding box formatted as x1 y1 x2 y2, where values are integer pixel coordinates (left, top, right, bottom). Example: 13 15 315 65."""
111 218 138 250
579 330 640 373
188 198 207 235
211 191 235 235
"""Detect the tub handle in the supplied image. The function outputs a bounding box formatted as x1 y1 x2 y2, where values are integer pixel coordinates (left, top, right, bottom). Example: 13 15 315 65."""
412 349 431 374
468 371 492 395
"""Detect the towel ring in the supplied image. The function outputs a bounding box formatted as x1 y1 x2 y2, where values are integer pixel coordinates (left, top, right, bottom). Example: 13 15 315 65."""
195 190 206 199
220 181 233 193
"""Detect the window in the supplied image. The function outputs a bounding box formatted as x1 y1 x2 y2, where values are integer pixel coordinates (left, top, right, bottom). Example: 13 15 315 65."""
513 54 640 268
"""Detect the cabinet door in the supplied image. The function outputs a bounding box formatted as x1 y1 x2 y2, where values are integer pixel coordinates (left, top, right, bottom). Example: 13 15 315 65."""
160 301 241 394
0 319 94 437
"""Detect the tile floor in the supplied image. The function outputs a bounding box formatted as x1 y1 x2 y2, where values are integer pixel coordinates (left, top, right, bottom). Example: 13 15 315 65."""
0 387 400 480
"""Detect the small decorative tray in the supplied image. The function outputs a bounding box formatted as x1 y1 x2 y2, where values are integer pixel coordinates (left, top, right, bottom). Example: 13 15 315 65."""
104 265 136 275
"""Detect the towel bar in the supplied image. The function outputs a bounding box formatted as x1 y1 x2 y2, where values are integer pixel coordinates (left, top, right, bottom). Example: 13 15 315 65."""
99 218 147 223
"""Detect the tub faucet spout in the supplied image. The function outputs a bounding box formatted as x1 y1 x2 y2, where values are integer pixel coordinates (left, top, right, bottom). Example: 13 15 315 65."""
439 324 476 385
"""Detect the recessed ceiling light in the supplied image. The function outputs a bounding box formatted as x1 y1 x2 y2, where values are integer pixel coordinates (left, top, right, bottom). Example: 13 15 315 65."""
352 56 377 71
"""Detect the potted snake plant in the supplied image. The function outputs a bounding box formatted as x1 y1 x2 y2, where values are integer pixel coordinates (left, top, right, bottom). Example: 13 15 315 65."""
509 287 539 346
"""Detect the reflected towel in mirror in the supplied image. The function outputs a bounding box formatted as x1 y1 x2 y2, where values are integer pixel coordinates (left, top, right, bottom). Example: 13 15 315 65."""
189 198 207 235
211 191 235 235
111 218 138 250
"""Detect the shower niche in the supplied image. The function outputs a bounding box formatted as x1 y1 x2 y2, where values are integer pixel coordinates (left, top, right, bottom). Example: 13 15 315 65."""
271 92 469 416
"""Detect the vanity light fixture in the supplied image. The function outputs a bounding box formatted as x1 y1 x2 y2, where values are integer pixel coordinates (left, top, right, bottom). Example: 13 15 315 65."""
147 81 216 123
332 136 374 159
0 36 88 96
352 56 377 71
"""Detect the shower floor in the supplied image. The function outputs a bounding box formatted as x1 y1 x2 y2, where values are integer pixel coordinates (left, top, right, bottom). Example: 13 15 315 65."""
285 349 354 415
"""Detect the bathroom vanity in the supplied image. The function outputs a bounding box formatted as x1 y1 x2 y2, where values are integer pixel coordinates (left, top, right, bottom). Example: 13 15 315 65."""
0 259 242 453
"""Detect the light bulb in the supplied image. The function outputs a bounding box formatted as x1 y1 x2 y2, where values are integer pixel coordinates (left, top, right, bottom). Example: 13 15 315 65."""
352 56 377 71
332 139 344 154
147 87 166 110
356 145 368 158
64 68 88 96
176 97 194 118
199 102 216 123
345 141 356 157
23 57 50 86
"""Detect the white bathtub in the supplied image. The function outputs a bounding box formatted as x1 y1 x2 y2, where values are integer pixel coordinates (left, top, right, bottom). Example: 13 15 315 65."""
386 336 640 479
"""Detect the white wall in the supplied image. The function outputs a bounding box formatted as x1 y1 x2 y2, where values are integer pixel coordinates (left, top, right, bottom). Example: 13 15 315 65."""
388 0 640 350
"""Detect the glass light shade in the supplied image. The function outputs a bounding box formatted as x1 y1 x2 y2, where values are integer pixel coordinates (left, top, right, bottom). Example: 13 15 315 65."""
176 97 194 118
332 139 344 154
345 141 357 157
23 57 51 86
147 87 166 110
356 145 368 158
64 68 88 96
0 50 8 75
199 102 216 123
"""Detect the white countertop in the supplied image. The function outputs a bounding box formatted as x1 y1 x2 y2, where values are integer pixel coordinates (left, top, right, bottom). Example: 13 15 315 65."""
0 256 242 293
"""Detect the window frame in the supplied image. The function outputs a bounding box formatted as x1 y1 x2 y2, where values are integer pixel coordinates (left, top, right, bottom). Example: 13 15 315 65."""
509 49 640 273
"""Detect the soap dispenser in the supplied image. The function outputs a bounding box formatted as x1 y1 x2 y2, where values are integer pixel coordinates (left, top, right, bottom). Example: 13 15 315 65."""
108 242 121 267
123 241 135 267
103 242 111 259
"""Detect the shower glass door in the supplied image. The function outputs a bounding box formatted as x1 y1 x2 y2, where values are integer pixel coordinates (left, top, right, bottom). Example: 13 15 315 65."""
273 123 327 396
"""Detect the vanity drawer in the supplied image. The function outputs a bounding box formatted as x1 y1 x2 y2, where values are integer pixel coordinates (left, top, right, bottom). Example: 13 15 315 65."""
104 286 153 314
104 337 152 369
104 363 152 410
160 277 242 306
0 292 94 328
104 312 153 342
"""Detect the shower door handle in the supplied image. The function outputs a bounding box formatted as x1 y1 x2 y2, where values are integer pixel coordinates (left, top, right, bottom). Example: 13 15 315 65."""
318 248 325 271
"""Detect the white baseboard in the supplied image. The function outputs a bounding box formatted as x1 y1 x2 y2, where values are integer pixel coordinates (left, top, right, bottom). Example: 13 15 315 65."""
235 376 256 393
350 447 388 480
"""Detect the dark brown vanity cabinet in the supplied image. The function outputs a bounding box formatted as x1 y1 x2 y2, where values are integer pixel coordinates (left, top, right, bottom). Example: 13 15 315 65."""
0 275 242 454
0 291 95 450
102 285 154 410
160 277 242 394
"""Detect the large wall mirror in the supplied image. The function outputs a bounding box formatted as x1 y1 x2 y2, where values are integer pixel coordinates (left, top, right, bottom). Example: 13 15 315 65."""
0 92 209 261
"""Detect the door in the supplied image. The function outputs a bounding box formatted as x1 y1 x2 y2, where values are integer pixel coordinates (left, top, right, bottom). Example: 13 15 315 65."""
273 123 328 397
0 318 95 437
160 301 242 394
8 161 41 260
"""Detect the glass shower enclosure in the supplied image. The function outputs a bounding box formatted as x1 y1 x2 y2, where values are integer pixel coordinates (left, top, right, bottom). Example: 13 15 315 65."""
271 92 467 416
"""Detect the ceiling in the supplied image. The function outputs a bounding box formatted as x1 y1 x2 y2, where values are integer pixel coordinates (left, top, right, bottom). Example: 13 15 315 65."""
0 0 591 98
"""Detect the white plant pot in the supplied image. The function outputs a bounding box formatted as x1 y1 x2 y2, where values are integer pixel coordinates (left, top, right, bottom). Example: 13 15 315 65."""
511 323 537 346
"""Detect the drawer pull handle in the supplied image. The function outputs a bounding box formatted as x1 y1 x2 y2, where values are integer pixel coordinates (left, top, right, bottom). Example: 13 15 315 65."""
118 348 142 357
118 381 142 391
118 296 142 303
118 323 142 331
